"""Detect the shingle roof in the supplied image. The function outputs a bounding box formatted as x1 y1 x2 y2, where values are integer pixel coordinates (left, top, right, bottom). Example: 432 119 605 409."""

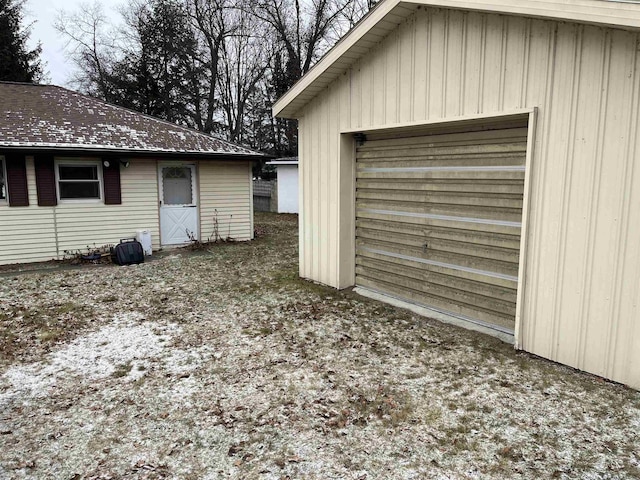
0 82 262 157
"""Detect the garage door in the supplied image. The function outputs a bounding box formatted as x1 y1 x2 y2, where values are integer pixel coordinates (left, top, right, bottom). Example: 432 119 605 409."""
355 125 527 333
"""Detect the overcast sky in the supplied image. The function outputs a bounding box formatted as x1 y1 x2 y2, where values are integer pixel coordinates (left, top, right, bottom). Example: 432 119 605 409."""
23 0 630 87
24 0 126 86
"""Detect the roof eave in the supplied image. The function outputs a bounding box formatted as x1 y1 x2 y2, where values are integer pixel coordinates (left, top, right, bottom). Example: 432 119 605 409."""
266 160 299 165
0 145 265 161
273 0 640 119
273 0 407 119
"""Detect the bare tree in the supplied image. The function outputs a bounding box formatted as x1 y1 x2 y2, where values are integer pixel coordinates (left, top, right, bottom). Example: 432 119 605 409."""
219 8 271 143
58 0 206 127
246 0 372 155
251 0 365 81
55 0 373 156
185 0 233 133
55 2 119 98
332 0 375 34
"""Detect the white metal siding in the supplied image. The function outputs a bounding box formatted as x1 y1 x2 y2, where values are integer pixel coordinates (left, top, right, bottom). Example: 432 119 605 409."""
198 161 253 241
297 7 640 388
276 165 299 213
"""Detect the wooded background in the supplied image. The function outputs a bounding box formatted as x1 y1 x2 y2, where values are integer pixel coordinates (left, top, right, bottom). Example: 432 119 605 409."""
53 0 376 160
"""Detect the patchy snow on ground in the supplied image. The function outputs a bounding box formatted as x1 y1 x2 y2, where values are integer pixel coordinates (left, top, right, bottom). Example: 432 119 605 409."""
0 214 638 479
0 313 178 407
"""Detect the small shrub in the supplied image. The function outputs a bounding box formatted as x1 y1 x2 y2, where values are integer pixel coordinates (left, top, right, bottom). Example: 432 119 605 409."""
184 210 236 250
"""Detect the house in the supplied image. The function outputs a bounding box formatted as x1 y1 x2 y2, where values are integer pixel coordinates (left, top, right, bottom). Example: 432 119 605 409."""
266 157 299 214
274 0 640 388
0 82 263 265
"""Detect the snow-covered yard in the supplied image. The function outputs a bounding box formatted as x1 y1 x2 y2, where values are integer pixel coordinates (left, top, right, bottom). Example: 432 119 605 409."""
0 213 638 480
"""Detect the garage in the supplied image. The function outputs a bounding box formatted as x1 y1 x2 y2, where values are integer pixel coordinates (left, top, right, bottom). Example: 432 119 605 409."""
273 0 640 389
355 123 528 334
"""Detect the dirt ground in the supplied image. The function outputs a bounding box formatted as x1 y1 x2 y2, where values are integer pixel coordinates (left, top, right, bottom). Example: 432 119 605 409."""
0 213 638 480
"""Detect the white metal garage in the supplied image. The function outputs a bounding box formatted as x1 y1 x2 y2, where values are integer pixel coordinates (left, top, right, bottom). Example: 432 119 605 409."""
273 0 640 389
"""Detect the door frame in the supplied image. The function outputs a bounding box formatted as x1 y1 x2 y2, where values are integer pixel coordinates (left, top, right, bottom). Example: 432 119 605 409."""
341 108 538 346
158 161 200 246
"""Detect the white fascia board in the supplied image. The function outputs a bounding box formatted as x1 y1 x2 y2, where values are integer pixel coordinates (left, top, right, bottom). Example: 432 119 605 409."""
266 160 299 166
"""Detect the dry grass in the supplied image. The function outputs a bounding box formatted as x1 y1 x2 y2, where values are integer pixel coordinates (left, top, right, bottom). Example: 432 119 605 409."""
0 212 638 479
0 300 97 367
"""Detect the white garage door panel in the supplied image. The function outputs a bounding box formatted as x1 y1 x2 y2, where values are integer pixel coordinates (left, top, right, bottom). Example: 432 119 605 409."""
355 126 528 333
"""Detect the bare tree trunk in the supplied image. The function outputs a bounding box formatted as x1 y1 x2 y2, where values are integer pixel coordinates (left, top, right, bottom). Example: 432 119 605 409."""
188 0 229 133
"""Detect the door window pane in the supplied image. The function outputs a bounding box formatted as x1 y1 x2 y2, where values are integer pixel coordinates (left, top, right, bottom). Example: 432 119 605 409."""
162 167 192 205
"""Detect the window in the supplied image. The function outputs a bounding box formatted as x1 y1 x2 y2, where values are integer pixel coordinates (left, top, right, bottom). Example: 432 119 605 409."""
56 160 102 201
162 166 193 205
0 157 6 202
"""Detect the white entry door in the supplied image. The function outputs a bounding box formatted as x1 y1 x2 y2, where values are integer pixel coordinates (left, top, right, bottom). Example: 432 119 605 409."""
159 164 198 245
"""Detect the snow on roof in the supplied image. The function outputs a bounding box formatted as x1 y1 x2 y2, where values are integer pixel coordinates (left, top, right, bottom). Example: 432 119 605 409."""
0 82 263 157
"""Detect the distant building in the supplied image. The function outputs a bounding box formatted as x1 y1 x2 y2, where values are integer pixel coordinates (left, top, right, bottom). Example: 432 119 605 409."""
266 158 298 214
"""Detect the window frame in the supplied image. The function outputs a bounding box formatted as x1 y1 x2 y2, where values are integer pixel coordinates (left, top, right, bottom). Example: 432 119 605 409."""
55 158 104 204
0 156 7 205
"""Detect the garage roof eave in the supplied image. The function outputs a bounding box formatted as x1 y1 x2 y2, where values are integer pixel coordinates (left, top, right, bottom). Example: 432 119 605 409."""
273 0 640 119
273 0 411 119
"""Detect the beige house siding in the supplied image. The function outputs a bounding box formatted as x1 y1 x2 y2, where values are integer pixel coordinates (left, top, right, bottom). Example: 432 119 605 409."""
296 7 640 388
55 159 160 255
198 161 254 242
0 157 57 264
0 158 160 264
0 158 254 265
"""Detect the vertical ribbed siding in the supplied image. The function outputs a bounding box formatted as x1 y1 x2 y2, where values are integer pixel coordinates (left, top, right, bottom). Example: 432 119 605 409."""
298 116 307 279
298 6 640 388
198 161 252 242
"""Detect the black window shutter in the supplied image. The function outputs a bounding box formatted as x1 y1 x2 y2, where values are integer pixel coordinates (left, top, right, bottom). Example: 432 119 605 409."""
103 160 122 205
34 154 57 206
5 153 29 207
